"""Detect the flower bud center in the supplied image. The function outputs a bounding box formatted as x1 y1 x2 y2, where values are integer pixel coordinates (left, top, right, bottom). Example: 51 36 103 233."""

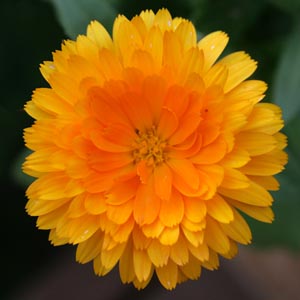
132 127 166 166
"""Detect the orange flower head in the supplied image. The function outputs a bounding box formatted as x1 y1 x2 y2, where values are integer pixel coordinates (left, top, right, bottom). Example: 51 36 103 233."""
23 8 288 290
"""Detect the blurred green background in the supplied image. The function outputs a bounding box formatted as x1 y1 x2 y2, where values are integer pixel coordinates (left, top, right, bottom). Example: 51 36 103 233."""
1 0 300 299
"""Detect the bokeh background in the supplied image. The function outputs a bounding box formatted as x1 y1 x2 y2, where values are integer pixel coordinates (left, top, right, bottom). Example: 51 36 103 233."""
1 0 300 299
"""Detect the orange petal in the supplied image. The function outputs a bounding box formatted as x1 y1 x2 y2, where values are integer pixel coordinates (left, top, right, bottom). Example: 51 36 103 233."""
199 120 220 147
67 194 86 218
219 51 257 92
206 194 233 223
170 235 189 266
88 151 133 172
169 112 202 145
159 190 184 227
156 260 178 290
175 20 197 52
136 160 152 184
168 133 202 159
147 239 170 267
119 241 135 283
221 168 250 189
66 156 91 179
90 123 134 153
130 49 155 74
203 63 228 87
144 28 163 71
219 181 273 206
172 172 208 197
76 231 103 263
87 20 113 49
26 197 70 216
157 107 179 139
167 158 199 190
48 72 78 105
110 217 135 243
154 8 173 31
32 88 72 115
133 248 152 282
239 151 287 176
142 75 166 123
154 163 172 201
184 197 207 223
26 173 83 200
220 208 252 244
177 47 203 82
221 147 250 168
192 135 227 164
58 214 101 244
134 180 161 225
106 198 133 224
88 86 127 125
121 91 153 130
181 227 204 247
180 254 201 279
106 178 139 205
132 225 151 250
159 226 180 245
83 170 114 193
187 242 209 262
164 85 189 118
113 17 143 65
142 218 164 238
36 203 69 230
181 216 206 232
101 242 126 269
204 217 230 254
163 31 182 72
198 31 229 72
228 199 274 223
248 175 279 191
235 132 277 156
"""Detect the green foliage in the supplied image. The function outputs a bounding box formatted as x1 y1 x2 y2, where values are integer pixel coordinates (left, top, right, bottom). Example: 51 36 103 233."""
49 0 118 38
273 21 300 122
269 0 300 15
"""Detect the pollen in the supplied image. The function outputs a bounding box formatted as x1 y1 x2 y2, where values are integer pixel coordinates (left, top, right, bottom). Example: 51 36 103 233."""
132 127 167 166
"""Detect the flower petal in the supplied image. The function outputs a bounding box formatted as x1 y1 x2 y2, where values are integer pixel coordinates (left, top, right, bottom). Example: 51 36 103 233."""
160 190 184 227
147 239 170 267
219 181 273 206
107 198 133 224
157 107 179 140
76 231 103 263
87 20 113 49
106 178 139 205
154 163 172 201
198 31 229 72
184 197 207 223
134 180 161 225
168 158 199 190
220 209 252 244
205 217 230 254
156 259 178 290
159 226 180 245
133 249 152 282
192 135 227 164
206 194 234 223
119 241 135 283
219 51 257 92
170 235 189 266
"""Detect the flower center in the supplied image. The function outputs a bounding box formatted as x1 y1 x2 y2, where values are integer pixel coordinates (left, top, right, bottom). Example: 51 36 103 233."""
132 127 167 166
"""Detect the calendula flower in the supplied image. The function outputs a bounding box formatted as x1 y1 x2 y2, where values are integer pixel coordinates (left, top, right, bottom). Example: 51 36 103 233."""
23 8 287 290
